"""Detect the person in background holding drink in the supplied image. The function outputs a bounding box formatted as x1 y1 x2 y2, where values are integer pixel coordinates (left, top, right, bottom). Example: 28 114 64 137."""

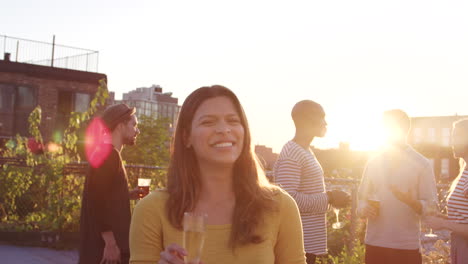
426 119 468 264
79 104 143 264
129 85 306 264
273 100 350 264
358 109 437 264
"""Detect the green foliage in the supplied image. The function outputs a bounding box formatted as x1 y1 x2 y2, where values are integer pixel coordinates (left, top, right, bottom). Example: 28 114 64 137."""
0 79 108 233
121 114 171 191
317 240 366 264
122 114 171 167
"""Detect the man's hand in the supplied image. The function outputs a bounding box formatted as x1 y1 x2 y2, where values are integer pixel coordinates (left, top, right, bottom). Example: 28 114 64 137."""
360 204 379 219
425 216 448 230
101 231 121 264
389 185 422 214
327 190 351 208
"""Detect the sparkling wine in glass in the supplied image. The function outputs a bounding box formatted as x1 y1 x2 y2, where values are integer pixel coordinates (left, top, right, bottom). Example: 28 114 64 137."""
424 200 439 238
183 212 207 264
332 207 345 229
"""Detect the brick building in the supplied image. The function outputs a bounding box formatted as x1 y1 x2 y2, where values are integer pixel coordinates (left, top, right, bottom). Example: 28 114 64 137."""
409 115 468 181
0 36 106 143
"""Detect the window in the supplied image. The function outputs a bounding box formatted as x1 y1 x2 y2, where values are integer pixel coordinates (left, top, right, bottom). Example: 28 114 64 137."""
0 84 15 135
55 91 91 136
442 128 451 147
15 86 36 136
74 93 90 112
441 158 450 178
0 84 14 112
17 86 35 109
428 128 436 143
0 85 37 136
413 128 422 144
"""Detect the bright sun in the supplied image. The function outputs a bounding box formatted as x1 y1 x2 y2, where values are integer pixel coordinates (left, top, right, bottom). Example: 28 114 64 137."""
315 110 388 151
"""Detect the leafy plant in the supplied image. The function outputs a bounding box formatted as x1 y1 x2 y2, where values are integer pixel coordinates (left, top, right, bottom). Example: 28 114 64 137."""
0 79 108 233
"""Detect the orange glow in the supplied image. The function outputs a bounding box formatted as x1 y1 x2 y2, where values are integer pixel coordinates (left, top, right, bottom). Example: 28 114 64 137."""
47 142 61 153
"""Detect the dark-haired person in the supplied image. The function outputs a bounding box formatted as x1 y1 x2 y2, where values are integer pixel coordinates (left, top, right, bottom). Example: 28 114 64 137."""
129 85 306 264
79 103 142 264
426 118 468 264
358 109 437 264
274 100 350 264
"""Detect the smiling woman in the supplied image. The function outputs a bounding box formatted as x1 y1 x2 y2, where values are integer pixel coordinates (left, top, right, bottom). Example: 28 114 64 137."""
129 85 306 264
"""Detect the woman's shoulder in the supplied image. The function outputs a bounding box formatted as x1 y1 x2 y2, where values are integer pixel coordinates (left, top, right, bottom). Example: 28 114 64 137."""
135 189 169 211
271 187 297 209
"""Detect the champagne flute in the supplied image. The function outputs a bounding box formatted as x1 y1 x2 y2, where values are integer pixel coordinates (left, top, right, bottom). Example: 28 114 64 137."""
332 207 345 229
183 212 207 264
424 200 439 238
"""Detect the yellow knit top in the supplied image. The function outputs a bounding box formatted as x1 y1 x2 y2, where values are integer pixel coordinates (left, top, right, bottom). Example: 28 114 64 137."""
129 190 306 264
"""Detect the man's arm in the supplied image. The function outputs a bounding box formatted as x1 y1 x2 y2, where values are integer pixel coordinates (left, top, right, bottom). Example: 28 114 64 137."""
89 151 119 232
390 161 437 215
418 162 438 214
88 150 121 262
275 158 328 214
357 163 379 218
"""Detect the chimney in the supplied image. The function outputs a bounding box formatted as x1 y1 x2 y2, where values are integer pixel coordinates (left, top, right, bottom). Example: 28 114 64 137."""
4 52 11 61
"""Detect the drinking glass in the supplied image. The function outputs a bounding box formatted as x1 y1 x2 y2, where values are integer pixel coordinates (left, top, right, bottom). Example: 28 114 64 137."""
424 200 439 238
332 207 345 229
183 212 207 264
137 178 151 199
367 198 381 217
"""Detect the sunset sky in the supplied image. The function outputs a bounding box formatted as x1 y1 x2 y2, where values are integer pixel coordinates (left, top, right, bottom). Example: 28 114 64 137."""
3 0 468 152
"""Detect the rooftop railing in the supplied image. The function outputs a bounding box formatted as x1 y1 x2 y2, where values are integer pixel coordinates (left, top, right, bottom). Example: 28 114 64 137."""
1 35 99 72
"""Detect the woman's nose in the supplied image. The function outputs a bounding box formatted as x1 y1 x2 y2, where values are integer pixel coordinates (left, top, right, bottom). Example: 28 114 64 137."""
215 123 231 134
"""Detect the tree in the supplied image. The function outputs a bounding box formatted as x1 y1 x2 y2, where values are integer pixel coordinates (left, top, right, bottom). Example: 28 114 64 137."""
122 114 171 167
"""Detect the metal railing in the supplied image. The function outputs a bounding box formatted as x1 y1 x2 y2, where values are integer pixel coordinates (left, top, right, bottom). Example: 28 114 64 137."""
0 157 453 252
1 35 99 72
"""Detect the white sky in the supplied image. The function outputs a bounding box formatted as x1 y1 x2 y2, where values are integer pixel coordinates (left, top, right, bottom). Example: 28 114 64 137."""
3 0 468 152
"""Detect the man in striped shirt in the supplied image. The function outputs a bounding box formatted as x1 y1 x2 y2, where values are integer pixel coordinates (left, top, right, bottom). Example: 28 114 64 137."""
274 100 350 264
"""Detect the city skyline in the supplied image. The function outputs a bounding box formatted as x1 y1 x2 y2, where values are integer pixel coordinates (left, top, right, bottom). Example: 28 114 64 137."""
3 0 468 152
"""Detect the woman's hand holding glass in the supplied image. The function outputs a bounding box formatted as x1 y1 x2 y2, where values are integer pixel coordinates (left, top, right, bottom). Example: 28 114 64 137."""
158 212 207 264
158 243 187 264
424 200 440 238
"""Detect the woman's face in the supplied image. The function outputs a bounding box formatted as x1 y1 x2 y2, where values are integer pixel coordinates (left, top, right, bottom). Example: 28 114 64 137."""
187 96 245 167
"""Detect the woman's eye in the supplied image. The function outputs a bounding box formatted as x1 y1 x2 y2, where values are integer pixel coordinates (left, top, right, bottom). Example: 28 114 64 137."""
228 118 241 124
201 120 215 125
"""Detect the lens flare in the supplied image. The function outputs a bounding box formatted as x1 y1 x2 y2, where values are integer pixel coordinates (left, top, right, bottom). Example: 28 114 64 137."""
52 131 63 143
85 117 112 168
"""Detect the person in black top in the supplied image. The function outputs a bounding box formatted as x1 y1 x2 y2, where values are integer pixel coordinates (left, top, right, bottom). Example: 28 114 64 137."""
79 103 142 264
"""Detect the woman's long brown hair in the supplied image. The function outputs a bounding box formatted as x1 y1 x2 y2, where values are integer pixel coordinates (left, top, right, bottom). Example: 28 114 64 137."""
166 85 279 248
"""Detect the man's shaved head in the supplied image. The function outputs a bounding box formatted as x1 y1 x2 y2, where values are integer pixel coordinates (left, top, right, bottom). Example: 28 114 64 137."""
292 100 323 126
291 100 327 138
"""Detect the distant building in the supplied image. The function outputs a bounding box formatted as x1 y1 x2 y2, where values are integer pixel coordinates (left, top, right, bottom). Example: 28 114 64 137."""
0 35 106 143
118 85 180 128
409 115 468 181
255 145 278 171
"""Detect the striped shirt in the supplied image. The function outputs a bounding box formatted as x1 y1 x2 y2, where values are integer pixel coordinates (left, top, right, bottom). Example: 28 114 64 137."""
447 169 468 224
273 141 328 255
